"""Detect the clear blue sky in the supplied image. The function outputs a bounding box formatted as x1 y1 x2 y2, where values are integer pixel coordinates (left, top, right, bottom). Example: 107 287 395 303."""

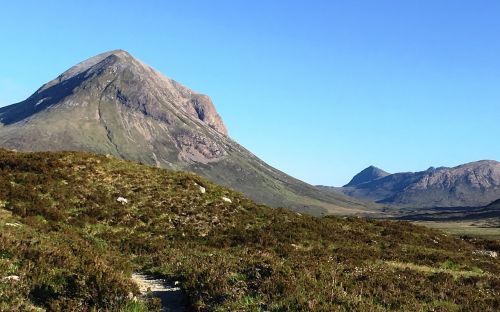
1 1 499 186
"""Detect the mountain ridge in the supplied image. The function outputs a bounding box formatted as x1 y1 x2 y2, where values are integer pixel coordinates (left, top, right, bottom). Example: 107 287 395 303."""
322 160 500 208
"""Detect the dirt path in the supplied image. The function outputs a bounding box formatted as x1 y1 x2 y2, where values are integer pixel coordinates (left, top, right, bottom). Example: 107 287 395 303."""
132 273 190 312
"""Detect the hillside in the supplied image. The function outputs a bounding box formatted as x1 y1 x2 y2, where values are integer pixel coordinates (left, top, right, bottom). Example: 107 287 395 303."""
325 161 500 208
0 49 368 216
0 149 499 311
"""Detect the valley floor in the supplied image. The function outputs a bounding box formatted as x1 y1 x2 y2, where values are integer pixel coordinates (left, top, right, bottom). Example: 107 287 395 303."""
415 220 500 240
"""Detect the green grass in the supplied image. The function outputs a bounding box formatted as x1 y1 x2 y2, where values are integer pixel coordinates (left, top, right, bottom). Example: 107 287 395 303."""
386 261 486 279
123 301 149 312
0 149 498 311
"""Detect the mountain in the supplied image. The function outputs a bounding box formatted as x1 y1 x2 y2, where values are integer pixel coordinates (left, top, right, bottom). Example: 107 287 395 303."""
344 165 390 187
1 149 498 311
325 161 500 208
0 49 368 215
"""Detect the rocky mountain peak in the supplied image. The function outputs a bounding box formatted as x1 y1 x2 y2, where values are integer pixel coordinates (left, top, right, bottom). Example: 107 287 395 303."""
344 165 390 187
38 50 132 92
2 49 227 136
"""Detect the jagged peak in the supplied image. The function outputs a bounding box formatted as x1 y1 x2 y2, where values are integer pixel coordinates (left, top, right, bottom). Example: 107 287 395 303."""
38 49 137 93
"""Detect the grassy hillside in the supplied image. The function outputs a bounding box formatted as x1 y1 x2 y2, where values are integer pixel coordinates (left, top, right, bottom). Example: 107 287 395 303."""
0 150 499 311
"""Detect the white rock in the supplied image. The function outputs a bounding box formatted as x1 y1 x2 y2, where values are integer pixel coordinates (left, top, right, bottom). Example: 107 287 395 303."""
5 222 21 227
199 186 206 194
221 196 232 203
473 250 498 258
117 197 128 204
3 275 20 282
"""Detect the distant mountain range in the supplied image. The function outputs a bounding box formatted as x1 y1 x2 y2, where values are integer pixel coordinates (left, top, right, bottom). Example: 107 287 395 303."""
0 49 369 215
319 161 500 208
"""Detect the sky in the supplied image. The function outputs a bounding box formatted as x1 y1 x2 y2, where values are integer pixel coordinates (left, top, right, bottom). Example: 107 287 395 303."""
1 1 499 186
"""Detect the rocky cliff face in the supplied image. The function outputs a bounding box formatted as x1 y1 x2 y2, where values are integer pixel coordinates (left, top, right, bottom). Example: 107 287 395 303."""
408 161 500 191
0 50 369 215
326 161 500 208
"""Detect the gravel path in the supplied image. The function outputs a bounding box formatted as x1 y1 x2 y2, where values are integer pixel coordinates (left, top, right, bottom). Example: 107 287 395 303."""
132 273 190 312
